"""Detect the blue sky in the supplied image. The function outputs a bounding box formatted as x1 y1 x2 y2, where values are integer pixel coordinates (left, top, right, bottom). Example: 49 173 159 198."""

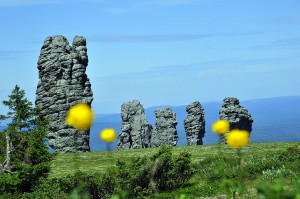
0 0 300 114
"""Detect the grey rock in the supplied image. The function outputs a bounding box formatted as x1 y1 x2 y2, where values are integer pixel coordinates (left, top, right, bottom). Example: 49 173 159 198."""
151 107 178 147
184 101 205 145
35 35 93 153
117 100 153 149
219 97 253 143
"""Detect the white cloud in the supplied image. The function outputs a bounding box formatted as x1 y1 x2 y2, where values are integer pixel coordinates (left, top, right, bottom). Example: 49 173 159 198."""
104 0 207 14
0 0 196 7
134 0 198 7
0 0 57 6
258 16 300 25
0 50 34 59
250 37 300 51
87 31 264 43
91 55 300 82
0 0 106 7
88 34 217 42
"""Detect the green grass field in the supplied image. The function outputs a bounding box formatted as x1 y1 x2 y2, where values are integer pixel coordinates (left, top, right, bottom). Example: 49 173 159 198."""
48 142 300 198
49 142 297 179
0 141 299 198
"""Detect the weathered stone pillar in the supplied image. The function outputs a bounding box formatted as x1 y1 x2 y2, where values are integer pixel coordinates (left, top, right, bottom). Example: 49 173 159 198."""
117 100 153 149
219 97 253 143
184 101 205 145
35 35 93 153
151 107 178 147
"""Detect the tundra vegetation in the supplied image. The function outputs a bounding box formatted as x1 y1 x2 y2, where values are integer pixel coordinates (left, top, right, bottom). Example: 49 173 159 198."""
0 86 300 199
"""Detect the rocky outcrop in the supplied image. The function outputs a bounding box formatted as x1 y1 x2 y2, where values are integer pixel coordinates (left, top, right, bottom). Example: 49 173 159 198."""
117 100 153 149
219 97 253 143
35 35 93 153
151 107 178 147
184 101 205 145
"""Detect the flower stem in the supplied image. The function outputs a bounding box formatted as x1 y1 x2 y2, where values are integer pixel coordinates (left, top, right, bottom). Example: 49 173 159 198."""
237 148 245 197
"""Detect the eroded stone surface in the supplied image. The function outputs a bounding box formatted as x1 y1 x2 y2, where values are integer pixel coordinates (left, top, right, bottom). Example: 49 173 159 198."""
219 97 253 143
35 35 93 153
184 101 205 145
117 100 153 149
151 107 178 147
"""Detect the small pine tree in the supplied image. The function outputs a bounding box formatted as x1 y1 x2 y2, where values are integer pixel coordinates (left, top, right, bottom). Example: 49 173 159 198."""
0 115 6 163
0 85 53 193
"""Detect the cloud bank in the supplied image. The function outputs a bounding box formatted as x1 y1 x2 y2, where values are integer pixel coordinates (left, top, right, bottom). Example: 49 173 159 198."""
87 31 264 43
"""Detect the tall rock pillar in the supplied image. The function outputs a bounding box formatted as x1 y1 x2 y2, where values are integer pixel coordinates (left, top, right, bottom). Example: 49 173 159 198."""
117 100 153 149
151 107 178 147
184 101 205 145
219 97 253 143
35 35 93 153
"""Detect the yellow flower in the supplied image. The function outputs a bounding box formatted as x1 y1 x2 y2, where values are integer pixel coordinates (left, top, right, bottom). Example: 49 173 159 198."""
226 129 249 148
212 120 230 135
66 103 94 131
100 128 117 143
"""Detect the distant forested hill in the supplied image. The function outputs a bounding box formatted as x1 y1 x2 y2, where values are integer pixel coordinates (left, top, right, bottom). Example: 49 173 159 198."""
1 96 299 152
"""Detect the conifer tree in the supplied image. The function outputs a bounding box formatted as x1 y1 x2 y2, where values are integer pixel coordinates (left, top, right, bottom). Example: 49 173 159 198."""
0 85 53 192
0 115 7 166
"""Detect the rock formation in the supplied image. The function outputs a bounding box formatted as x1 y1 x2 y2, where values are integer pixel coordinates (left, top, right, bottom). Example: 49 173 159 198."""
117 100 153 149
35 35 93 153
151 107 178 147
219 97 253 143
184 101 205 145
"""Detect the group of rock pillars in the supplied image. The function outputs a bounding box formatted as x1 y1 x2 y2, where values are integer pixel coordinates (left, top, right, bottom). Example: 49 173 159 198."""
35 35 253 153
117 98 253 149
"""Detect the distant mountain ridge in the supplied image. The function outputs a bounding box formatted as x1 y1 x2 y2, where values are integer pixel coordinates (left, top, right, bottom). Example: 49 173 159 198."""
1 96 300 152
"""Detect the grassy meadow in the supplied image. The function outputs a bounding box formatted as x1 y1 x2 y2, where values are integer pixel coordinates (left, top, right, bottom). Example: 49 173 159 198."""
48 142 300 198
49 142 294 178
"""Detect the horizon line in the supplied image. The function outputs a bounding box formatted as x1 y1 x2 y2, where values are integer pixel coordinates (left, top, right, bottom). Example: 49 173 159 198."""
94 95 300 115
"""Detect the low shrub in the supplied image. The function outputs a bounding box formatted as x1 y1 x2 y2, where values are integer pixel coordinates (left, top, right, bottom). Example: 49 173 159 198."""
0 173 21 194
115 146 196 198
257 178 300 199
197 155 240 183
16 169 116 199
278 145 300 162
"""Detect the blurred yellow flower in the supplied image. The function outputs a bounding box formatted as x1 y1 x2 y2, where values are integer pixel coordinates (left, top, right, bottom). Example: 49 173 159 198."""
212 120 230 135
100 128 117 143
66 103 94 131
226 129 249 148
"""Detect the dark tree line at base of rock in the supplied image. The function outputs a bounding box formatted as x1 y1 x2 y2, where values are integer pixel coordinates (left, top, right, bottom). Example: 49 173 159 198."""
117 97 253 150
